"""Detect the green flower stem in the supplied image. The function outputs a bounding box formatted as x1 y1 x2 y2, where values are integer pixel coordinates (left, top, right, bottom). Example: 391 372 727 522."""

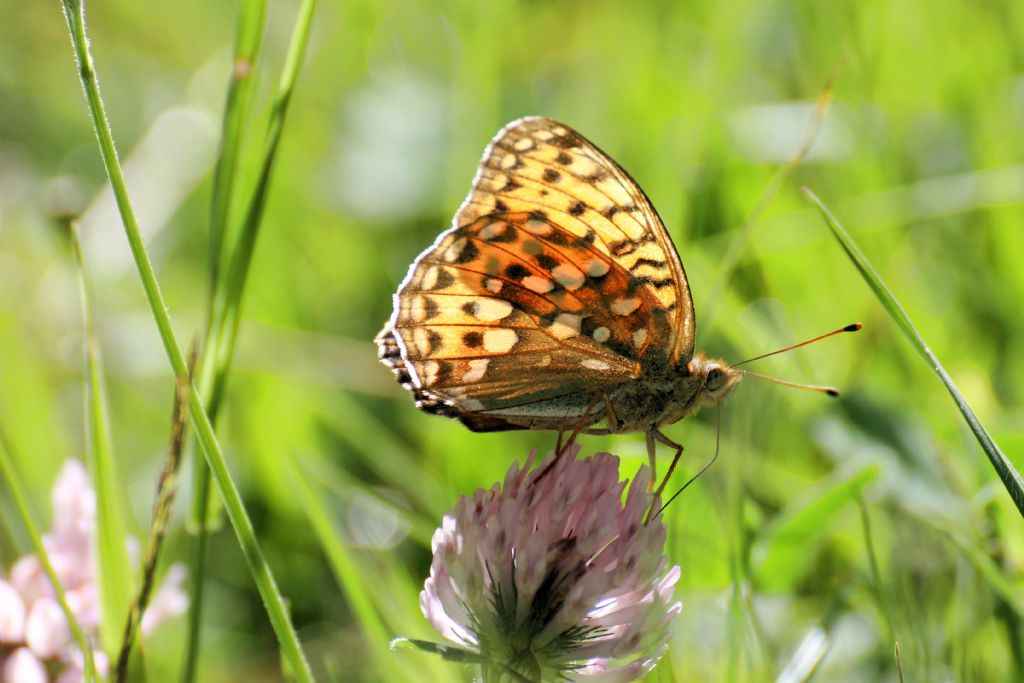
0 428 97 682
803 187 1024 519
59 1 315 680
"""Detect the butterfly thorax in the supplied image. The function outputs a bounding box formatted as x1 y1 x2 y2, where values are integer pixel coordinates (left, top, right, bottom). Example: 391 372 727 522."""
605 352 742 434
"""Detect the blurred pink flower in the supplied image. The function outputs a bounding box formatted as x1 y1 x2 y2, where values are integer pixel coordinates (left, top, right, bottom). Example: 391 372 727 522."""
0 460 187 682
421 446 681 682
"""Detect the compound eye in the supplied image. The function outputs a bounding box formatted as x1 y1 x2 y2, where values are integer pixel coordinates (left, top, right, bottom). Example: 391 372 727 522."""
706 367 725 392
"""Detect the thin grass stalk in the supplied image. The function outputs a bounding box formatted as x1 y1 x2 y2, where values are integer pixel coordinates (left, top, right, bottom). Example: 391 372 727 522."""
856 496 896 647
71 227 133 654
0 426 97 682
185 0 315 676
115 355 194 683
58 1 315 679
210 0 318 401
185 0 269 677
803 188 1024 519
206 0 269 324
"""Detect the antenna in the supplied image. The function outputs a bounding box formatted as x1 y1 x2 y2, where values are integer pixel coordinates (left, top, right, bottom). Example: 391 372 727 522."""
741 369 840 397
734 322 861 367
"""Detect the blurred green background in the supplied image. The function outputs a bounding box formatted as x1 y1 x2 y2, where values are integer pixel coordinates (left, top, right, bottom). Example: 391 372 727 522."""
2 0 1023 680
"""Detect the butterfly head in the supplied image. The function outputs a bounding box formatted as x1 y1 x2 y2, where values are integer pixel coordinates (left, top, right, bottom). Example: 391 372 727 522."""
687 353 743 409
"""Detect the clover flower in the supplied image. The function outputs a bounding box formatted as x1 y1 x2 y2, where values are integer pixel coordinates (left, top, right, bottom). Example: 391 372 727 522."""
421 446 681 682
0 460 188 682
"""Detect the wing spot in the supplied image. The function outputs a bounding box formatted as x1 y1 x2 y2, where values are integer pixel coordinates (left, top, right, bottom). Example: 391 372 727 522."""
500 154 518 170
577 229 597 246
463 298 514 322
463 331 483 348
413 328 436 356
522 240 544 256
584 258 610 278
612 297 641 316
478 220 508 240
513 137 535 151
605 206 619 218
552 263 586 290
555 151 573 165
629 258 667 271
592 326 611 343
411 296 440 322
482 328 518 353
493 199 509 214
609 240 637 257
568 200 587 216
524 217 553 236
444 236 478 263
505 263 531 281
582 359 611 371
420 266 440 290
523 275 554 294
632 328 649 349
462 358 490 383
543 168 561 182
552 126 568 136
484 277 503 293
537 355 552 367
421 360 441 385
550 313 582 340
535 253 559 270
535 130 555 141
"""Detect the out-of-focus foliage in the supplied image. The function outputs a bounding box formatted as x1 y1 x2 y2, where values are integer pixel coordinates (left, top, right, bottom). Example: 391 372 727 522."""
1 0 1022 680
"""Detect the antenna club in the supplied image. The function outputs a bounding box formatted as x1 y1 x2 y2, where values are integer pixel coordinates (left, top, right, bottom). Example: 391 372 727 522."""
844 322 863 332
825 388 840 397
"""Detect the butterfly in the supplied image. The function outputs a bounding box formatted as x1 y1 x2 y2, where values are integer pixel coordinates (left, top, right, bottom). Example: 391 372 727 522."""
377 116 837 479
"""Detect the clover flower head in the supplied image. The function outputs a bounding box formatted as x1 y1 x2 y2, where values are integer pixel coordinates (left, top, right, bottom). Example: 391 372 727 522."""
421 446 681 682
1 460 188 682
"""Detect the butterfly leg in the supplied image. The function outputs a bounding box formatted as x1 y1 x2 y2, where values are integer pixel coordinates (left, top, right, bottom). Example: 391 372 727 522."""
651 429 684 501
534 393 603 486
602 391 621 432
645 430 658 486
555 431 566 456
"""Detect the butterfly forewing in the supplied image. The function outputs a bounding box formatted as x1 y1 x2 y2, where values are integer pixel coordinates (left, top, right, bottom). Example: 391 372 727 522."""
456 116 695 363
378 117 697 430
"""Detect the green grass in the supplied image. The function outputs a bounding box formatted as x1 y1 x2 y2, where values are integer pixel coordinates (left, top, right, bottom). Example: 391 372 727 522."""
1 0 1022 680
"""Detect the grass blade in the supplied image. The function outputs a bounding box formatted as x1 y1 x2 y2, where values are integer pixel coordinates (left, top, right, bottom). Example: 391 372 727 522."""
186 0 316 676
115 356 193 682
185 1 268 678
59 1 315 679
803 187 1024 518
206 0 269 321
71 227 133 654
0 427 97 682
210 0 317 396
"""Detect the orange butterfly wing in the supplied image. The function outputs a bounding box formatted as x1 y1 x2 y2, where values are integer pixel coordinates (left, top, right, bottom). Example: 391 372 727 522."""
377 117 695 430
